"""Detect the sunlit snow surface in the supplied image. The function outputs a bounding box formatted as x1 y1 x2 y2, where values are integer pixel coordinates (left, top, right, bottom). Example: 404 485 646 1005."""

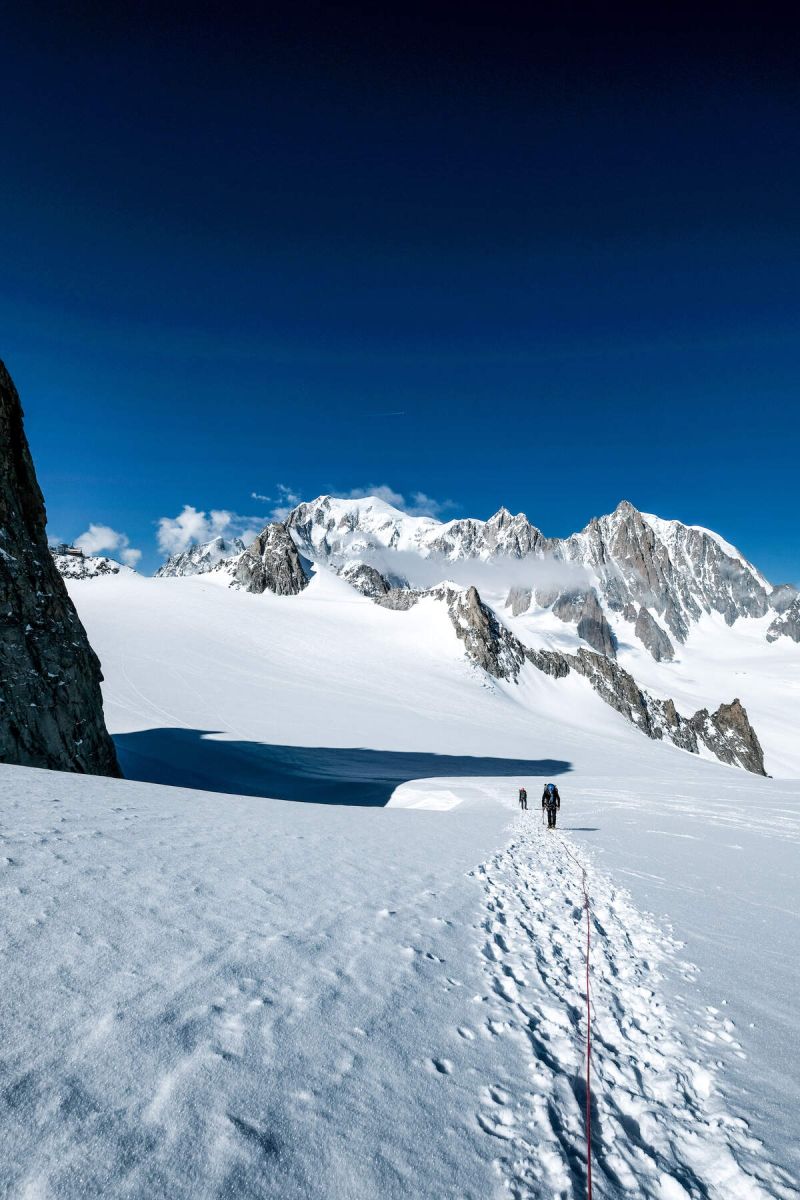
0 570 797 1197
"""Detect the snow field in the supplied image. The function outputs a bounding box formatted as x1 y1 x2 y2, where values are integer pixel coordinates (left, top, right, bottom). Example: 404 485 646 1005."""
500 593 800 780
36 566 799 1197
0 765 515 1199
471 817 796 1199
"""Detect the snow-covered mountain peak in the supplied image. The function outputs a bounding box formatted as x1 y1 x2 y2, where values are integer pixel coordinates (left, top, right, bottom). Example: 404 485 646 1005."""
52 553 134 580
287 494 440 561
280 493 798 650
155 535 246 578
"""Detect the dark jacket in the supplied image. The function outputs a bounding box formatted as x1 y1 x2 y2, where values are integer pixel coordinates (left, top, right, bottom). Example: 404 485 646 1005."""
542 785 561 809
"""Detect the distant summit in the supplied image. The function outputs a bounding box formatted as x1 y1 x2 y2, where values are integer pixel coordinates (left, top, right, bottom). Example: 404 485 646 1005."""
51 547 134 580
155 535 246 579
153 492 798 653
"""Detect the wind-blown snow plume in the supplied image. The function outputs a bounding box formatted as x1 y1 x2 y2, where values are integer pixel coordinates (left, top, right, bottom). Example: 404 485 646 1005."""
75 524 142 568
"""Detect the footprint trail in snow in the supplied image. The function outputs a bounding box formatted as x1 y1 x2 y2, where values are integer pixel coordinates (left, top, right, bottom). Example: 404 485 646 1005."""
472 817 798 1200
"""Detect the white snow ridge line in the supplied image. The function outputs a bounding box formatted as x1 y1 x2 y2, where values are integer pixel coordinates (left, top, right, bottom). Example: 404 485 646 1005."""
471 819 797 1200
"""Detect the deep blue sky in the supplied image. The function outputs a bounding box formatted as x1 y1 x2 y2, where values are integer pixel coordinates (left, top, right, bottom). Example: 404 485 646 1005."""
2 8 799 579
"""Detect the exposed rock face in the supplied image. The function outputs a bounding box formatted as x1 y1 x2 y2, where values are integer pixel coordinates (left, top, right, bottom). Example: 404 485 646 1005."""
434 584 524 681
506 586 532 616
688 699 766 775
769 583 798 614
634 607 675 662
52 553 131 580
376 583 524 678
375 588 424 612
766 596 800 644
551 588 616 658
534 585 561 608
0 362 120 775
233 524 310 596
156 535 245 578
566 650 697 753
340 561 391 599
557 501 771 641
521 647 766 774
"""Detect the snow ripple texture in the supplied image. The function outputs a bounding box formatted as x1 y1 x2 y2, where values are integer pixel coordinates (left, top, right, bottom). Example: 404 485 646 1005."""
473 819 797 1200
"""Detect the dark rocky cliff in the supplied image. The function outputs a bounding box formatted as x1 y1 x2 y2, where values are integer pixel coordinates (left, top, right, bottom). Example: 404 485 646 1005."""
0 361 120 774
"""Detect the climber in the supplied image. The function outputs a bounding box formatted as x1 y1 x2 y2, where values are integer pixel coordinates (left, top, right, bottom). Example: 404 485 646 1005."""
542 782 561 828
518 786 528 811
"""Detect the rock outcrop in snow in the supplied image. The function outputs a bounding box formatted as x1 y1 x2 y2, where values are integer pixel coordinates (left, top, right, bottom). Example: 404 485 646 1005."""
634 606 675 662
433 584 525 681
0 361 120 775
505 586 532 617
233 524 310 596
524 644 766 774
156 535 245 578
52 553 132 580
552 588 617 658
339 561 391 599
766 593 800 644
687 698 766 775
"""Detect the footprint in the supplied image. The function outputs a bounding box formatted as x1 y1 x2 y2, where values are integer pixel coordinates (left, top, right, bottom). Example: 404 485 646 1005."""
477 1108 515 1139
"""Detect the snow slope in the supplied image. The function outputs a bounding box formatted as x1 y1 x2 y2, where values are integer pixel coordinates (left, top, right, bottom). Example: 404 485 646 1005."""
500 592 800 778
66 568 635 784
0 566 790 1196
1 754 797 1198
20 566 792 1197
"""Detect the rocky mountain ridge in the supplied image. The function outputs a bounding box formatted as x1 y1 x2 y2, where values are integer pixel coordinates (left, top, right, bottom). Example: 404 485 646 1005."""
281 494 797 652
156 535 246 578
0 362 120 775
145 493 793 776
232 524 310 596
52 553 132 580
376 579 766 774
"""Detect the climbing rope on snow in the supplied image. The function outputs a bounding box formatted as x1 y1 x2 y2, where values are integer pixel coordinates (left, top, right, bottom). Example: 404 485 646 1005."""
556 834 593 1200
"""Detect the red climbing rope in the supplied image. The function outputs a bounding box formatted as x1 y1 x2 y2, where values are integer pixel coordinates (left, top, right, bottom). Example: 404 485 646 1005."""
558 836 593 1200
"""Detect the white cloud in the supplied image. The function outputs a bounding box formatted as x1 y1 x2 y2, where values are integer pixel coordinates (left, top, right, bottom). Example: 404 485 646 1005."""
357 546 591 594
251 491 271 502
267 484 302 521
156 506 267 557
345 485 457 518
74 523 142 568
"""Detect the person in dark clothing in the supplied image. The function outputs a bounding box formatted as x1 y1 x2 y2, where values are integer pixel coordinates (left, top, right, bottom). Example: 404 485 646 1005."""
542 783 561 828
518 787 528 811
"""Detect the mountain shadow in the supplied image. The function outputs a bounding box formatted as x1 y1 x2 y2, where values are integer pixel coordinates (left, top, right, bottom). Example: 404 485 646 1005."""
114 728 571 807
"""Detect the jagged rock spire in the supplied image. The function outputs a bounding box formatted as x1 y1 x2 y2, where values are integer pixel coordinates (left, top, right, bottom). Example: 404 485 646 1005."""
0 361 120 775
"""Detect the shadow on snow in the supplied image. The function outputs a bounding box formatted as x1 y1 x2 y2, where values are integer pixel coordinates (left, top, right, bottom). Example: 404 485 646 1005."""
114 728 572 807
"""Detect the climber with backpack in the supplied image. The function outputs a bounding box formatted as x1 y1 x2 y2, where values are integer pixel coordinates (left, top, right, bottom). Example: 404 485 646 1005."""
518 786 528 811
542 782 561 829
